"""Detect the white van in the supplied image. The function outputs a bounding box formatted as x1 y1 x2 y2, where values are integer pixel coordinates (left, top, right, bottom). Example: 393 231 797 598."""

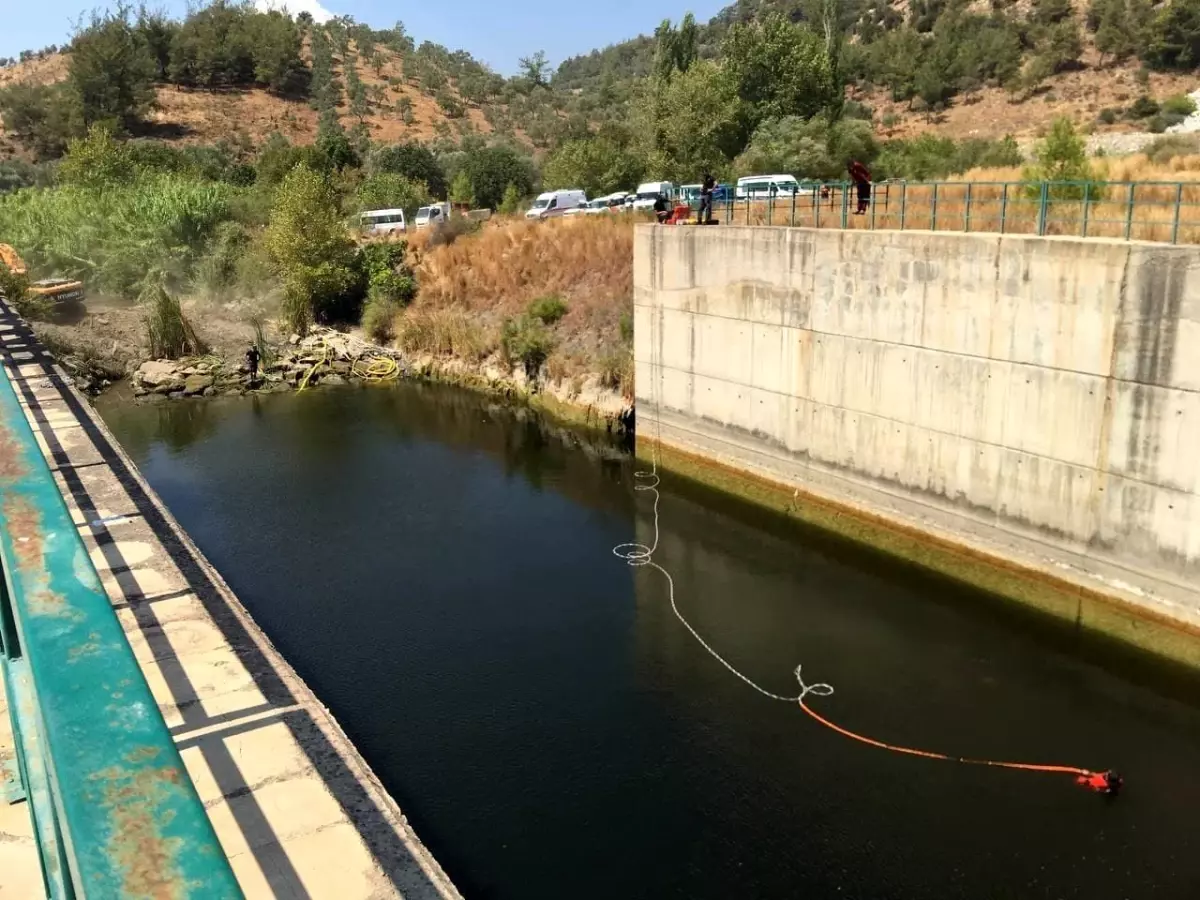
415 202 452 229
525 190 587 219
359 208 406 234
632 181 676 210
736 174 804 200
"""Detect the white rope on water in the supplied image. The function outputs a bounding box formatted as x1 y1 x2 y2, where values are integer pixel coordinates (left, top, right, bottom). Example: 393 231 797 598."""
611 309 833 706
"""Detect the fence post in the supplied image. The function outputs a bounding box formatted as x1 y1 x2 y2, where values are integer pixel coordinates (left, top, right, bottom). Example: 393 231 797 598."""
840 181 849 229
1000 183 1008 234
964 183 972 233
932 183 939 231
815 187 821 229
870 184 877 230
1036 182 1049 236
900 182 907 231
1124 183 1135 240
768 190 774 226
1172 182 1183 244
791 189 796 227
1081 182 1091 238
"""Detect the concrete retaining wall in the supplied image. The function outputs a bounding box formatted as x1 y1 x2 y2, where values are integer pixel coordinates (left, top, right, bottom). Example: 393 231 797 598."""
633 225 1200 651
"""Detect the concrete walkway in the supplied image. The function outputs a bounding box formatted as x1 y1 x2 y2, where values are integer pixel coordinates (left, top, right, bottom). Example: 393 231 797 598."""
0 305 461 899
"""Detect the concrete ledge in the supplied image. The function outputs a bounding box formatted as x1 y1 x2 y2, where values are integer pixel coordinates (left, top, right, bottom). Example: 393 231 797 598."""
0 303 461 899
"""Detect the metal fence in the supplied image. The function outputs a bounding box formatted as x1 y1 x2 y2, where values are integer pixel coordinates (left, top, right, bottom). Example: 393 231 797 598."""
0 362 241 897
705 180 1200 245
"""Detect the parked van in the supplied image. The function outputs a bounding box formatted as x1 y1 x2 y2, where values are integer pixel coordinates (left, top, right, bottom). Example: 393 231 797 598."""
525 189 587 219
632 181 676 210
359 208 407 234
415 202 452 229
736 175 804 199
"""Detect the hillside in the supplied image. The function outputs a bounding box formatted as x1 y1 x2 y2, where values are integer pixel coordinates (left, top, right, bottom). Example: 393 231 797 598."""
4 0 1200 162
0 28 510 160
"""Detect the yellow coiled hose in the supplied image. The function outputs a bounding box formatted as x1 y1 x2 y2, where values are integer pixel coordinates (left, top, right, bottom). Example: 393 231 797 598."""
296 334 400 391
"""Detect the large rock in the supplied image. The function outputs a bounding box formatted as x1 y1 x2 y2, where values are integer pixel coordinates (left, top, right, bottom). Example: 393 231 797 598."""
181 374 214 396
137 360 182 388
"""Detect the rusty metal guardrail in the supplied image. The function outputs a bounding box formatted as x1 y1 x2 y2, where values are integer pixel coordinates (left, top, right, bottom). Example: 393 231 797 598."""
0 359 242 898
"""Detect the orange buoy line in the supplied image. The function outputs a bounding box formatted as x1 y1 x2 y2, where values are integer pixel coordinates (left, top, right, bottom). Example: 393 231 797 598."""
617 343 1122 798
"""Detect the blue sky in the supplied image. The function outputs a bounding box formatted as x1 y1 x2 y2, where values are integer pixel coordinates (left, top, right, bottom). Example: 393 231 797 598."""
2 0 728 75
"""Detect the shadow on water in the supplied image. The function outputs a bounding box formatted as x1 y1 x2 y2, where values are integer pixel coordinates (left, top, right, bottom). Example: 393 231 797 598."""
99 381 1200 900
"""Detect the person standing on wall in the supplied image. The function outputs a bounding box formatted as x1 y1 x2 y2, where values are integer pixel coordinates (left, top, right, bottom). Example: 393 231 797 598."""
698 172 715 225
654 192 671 224
848 159 872 215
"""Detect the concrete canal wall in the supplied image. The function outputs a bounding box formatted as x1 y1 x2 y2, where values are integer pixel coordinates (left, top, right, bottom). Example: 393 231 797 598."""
0 301 461 899
633 225 1200 664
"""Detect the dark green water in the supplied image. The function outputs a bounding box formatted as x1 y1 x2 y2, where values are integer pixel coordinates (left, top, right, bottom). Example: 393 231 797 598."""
100 384 1200 900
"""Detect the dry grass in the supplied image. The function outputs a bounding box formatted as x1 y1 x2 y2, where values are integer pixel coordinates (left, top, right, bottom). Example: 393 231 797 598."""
394 306 494 362
412 215 633 351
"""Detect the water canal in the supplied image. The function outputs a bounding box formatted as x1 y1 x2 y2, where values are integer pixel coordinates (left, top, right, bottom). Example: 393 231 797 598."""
99 383 1200 900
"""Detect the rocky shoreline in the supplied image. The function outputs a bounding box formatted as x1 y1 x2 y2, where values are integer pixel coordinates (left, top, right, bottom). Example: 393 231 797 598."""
115 327 635 434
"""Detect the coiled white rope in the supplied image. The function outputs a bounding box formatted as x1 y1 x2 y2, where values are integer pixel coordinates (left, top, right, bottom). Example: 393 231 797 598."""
612 319 833 705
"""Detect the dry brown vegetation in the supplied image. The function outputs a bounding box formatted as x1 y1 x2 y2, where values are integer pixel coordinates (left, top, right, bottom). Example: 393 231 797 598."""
396 216 635 392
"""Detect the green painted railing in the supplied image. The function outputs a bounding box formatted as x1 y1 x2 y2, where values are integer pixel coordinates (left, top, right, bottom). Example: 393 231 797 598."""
0 363 242 898
702 180 1200 245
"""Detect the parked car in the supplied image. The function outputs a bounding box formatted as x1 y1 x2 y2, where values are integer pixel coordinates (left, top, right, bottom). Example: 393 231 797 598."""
359 208 406 235
414 202 452 229
631 181 676 210
679 183 732 204
525 189 587 219
735 175 807 200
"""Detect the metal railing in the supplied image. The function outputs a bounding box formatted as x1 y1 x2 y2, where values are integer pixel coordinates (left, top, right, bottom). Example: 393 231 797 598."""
0 362 242 897
700 180 1200 245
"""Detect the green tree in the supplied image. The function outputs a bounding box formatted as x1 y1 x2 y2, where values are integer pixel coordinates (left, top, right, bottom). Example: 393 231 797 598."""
1145 0 1200 69
542 137 645 197
316 111 358 170
462 145 535 209
69 6 157 129
723 14 833 130
58 123 137 187
1023 117 1098 199
136 5 179 81
0 82 78 160
653 14 698 81
518 50 550 89
638 61 745 181
256 132 330 184
1037 20 1084 74
498 182 523 214
263 167 359 336
169 1 255 87
449 170 474 204
369 142 447 197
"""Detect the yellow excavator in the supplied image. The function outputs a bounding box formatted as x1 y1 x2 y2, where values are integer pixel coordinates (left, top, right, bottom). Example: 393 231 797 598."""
0 243 85 305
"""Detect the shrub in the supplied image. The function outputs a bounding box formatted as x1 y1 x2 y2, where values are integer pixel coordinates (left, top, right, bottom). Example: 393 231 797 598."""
1098 107 1119 125
598 344 633 398
360 291 401 342
501 315 554 381
527 294 567 325
1128 95 1160 118
1023 117 1103 200
396 307 491 360
142 284 206 359
1161 93 1198 116
1145 133 1200 163
426 215 480 248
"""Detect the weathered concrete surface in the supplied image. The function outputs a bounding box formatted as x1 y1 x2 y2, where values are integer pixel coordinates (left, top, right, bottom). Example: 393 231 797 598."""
634 225 1200 661
0 304 462 899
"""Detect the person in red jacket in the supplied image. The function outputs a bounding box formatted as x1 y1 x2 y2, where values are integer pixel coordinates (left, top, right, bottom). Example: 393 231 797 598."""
847 159 872 215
